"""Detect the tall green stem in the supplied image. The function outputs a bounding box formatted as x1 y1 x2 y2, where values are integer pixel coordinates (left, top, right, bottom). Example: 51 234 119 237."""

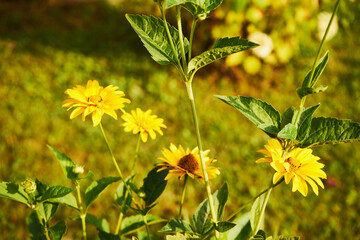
143 214 151 240
178 174 188 218
99 123 124 180
76 182 87 240
131 134 142 176
176 6 188 72
188 18 197 62
185 80 219 239
36 210 51 240
253 186 273 235
115 212 124 235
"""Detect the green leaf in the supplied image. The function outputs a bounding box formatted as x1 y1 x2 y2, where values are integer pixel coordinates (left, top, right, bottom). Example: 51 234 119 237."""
225 212 252 240
28 211 47 240
280 107 296 129
86 214 110 233
38 202 59 223
115 177 133 214
277 123 297 140
296 105 320 142
296 85 328 99
216 95 281 136
47 145 77 181
166 0 224 18
300 117 360 147
250 195 265 233
191 198 211 235
98 231 120 240
85 177 121 209
141 166 168 207
121 214 165 236
126 14 189 65
273 236 300 240
250 230 266 240
302 51 329 89
40 185 74 202
160 219 194 234
213 183 228 220
0 182 29 205
215 221 236 232
49 193 78 210
188 37 258 76
49 221 67 240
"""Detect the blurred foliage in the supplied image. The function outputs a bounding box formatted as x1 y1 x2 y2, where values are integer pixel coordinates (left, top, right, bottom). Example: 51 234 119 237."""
0 0 360 239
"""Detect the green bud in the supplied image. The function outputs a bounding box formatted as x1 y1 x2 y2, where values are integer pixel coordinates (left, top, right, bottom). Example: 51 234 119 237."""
197 12 208 21
21 179 37 194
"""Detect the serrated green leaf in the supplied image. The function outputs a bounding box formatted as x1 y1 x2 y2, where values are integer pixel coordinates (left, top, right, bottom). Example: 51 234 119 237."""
86 214 110 233
141 166 168 207
296 105 320 142
126 14 188 65
0 182 29 205
277 123 297 140
121 214 165 236
250 195 265 233
214 183 228 220
47 145 77 181
38 202 59 223
166 0 224 17
225 212 252 240
188 37 258 76
98 231 120 240
40 185 74 202
215 221 236 232
49 221 67 240
35 179 48 197
216 95 281 136
296 85 328 99
49 192 78 210
85 177 121 209
191 197 210 235
160 218 194 233
281 107 296 129
28 211 46 240
300 117 360 147
302 51 329 89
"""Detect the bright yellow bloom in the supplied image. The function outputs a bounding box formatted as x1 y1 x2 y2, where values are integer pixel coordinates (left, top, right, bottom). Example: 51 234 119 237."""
257 139 327 197
121 108 166 142
157 143 220 183
62 80 130 126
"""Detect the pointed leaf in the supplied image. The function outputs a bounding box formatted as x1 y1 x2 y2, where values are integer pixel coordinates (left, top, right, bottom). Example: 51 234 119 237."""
98 231 120 240
213 183 228 220
250 194 265 233
126 14 188 65
215 221 236 232
86 214 110 233
28 211 47 240
296 105 320 142
281 107 296 129
166 0 224 17
115 177 133 214
302 51 329 89
121 214 165 236
191 197 210 235
141 166 168 207
160 218 194 234
0 182 29 205
47 145 78 181
38 202 59 223
85 177 121 209
250 230 266 240
50 221 67 240
40 185 74 202
49 192 78 210
296 85 328 99
277 123 297 140
216 95 281 136
188 38 258 75
225 212 252 240
300 117 360 147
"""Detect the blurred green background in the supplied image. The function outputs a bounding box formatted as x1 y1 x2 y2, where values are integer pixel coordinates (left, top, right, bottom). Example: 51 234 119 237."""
1 0 360 239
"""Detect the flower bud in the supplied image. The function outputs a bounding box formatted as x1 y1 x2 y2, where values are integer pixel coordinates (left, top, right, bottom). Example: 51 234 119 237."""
21 179 37 194
73 165 84 174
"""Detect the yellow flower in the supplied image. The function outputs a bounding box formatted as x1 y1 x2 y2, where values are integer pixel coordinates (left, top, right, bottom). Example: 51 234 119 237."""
62 80 130 126
257 139 327 197
157 143 220 183
121 108 166 142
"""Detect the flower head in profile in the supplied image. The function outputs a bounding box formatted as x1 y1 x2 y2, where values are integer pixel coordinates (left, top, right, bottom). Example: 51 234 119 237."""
157 143 220 183
121 108 166 142
257 138 327 197
62 80 130 126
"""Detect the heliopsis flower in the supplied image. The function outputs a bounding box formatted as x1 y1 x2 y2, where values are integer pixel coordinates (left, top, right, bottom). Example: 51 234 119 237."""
62 80 130 126
257 138 327 197
157 143 220 182
121 108 166 142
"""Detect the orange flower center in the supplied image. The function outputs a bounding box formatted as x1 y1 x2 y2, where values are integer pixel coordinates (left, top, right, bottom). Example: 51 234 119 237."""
88 95 103 105
178 154 199 173
285 157 302 171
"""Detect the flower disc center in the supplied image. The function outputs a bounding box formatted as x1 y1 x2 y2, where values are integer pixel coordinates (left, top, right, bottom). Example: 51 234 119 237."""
285 157 302 171
178 154 199 172
89 95 103 105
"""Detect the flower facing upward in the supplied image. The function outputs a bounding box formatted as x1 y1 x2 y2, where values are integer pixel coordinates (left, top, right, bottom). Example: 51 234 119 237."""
121 108 166 142
257 139 327 197
62 80 130 126
157 143 220 182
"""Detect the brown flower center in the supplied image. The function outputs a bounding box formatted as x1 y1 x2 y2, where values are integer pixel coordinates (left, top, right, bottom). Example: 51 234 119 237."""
285 157 302 171
178 154 199 173
88 95 103 105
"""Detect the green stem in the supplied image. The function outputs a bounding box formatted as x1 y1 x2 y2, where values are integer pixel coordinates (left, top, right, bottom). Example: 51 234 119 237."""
131 134 142 176
188 18 197 62
185 80 219 239
143 214 151 240
76 182 87 240
115 212 124 235
253 185 273 235
176 6 188 72
99 123 124 180
178 174 188 219
36 208 51 240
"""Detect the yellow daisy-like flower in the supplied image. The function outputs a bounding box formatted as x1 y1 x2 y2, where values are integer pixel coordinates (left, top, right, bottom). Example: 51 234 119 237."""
121 108 166 142
257 139 327 197
62 80 130 126
157 143 220 183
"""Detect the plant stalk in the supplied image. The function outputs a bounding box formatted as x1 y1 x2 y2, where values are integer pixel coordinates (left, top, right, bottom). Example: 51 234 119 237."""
115 212 124 235
143 214 151 240
36 207 52 240
188 18 197 63
178 174 188 218
76 182 87 240
131 134 142 176
253 185 273 235
176 6 188 72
